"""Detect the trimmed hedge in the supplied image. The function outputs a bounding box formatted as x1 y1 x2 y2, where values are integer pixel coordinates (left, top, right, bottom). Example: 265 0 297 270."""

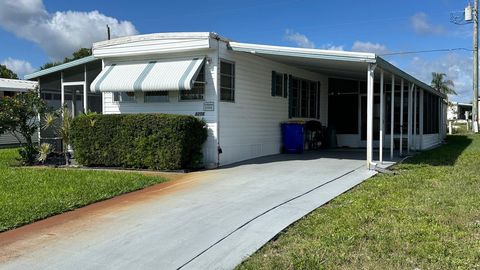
71 114 208 170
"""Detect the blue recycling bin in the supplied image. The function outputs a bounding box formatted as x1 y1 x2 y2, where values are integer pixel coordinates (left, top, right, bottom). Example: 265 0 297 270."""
281 123 305 154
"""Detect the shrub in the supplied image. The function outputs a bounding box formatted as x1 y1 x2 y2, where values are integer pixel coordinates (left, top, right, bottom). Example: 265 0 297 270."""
0 89 47 165
71 114 208 170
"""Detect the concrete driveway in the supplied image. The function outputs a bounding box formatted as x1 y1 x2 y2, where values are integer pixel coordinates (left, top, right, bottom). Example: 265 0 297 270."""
0 150 393 270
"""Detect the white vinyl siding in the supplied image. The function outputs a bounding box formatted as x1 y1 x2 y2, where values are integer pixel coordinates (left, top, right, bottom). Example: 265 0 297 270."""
421 133 442 149
0 132 39 146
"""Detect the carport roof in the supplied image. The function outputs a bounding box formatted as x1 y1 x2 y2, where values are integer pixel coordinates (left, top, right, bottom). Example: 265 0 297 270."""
228 42 446 99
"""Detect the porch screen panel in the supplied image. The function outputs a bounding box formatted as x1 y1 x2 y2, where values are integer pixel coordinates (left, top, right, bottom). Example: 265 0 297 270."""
328 78 358 134
423 92 439 134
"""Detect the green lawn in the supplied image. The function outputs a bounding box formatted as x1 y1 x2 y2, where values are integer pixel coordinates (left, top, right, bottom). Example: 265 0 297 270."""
0 148 168 232
238 135 480 270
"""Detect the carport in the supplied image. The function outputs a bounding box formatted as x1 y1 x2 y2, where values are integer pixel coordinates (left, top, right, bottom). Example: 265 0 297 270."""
229 42 448 169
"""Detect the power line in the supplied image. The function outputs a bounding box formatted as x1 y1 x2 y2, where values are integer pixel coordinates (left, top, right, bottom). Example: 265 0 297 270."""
380 47 473 56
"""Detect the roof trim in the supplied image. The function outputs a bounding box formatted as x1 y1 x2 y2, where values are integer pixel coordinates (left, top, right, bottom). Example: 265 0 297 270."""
93 32 229 50
24 55 98 80
0 78 38 92
228 42 377 63
375 57 446 99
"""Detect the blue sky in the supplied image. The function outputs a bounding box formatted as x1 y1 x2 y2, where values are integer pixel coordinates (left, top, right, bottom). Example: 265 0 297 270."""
0 0 474 102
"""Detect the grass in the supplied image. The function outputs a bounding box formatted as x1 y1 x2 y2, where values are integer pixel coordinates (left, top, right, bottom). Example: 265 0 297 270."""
0 148 168 232
238 135 480 270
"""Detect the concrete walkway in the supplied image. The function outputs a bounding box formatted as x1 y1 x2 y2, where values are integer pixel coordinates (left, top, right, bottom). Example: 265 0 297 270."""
0 150 395 270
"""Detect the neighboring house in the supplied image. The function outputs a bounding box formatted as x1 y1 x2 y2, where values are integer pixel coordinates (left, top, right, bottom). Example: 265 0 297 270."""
447 102 472 122
25 32 447 169
0 78 39 146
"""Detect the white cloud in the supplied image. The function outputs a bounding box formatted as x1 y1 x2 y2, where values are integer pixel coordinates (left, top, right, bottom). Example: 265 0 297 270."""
0 0 138 60
1 58 36 78
319 43 344 51
283 29 315 49
410 12 444 35
351 41 389 55
407 53 472 102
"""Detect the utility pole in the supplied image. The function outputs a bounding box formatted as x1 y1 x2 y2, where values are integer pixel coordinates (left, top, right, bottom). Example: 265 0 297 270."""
473 0 479 133
451 1 479 132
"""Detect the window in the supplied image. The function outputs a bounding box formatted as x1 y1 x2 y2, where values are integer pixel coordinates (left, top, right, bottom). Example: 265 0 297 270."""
290 77 320 118
144 91 169 103
180 64 205 101
3 91 16 97
113 92 136 103
220 60 235 102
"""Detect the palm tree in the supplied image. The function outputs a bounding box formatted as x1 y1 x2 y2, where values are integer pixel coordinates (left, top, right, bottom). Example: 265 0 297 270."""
431 72 457 95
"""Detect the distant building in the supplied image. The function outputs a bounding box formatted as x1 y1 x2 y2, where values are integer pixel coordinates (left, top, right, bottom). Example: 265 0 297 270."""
0 78 39 146
448 102 472 122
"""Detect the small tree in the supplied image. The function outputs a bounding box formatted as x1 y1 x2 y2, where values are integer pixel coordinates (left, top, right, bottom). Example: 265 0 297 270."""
40 48 92 70
0 89 46 164
431 72 457 95
0 64 18 79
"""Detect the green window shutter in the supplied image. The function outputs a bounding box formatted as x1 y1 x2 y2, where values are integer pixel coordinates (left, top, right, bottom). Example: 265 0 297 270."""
271 71 276 96
288 75 293 118
283 74 288 98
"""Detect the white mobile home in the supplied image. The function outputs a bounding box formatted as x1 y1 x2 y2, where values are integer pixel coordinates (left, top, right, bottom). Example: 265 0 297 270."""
447 102 472 122
26 32 447 169
0 78 39 146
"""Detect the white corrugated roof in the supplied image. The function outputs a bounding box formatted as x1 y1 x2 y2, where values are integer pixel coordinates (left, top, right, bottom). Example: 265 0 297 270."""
0 78 38 92
229 41 445 98
24 55 98 80
229 42 376 63
91 57 205 92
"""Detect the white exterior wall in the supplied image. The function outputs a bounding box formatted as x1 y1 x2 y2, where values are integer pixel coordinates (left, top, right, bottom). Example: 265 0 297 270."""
0 132 39 146
217 41 328 165
101 50 219 167
421 134 442 150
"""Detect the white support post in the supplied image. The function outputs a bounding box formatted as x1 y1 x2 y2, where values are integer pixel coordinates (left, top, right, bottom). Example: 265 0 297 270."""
407 83 413 153
101 60 105 114
413 86 417 151
379 69 384 164
399 78 404 156
366 64 376 169
390 74 395 160
83 64 88 113
60 71 65 109
419 89 424 150
37 78 41 146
